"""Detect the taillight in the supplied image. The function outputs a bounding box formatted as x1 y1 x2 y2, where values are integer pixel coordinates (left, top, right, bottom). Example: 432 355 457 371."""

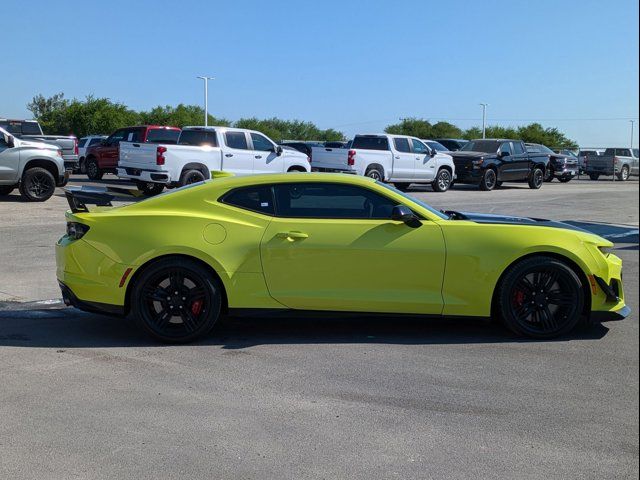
66 222 90 240
156 146 167 166
347 149 356 166
73 138 79 155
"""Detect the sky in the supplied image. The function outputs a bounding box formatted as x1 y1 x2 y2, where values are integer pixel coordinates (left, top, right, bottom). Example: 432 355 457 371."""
2 0 639 147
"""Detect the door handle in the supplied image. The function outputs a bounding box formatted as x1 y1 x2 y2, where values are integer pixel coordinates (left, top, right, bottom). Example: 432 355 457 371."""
225 153 233 157
255 155 262 159
395 155 400 159
277 231 309 241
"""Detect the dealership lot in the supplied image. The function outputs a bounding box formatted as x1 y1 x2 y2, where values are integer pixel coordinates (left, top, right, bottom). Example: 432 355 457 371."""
1 177 638 479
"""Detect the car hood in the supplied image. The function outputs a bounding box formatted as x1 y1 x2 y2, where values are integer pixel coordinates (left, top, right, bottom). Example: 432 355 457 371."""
445 211 589 233
450 151 494 159
16 139 59 150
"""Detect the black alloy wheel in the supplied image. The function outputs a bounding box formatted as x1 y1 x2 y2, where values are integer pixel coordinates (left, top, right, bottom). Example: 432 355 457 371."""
498 256 584 338
432 168 452 192
132 259 222 343
479 169 497 191
180 169 206 186
86 158 103 180
19 167 56 202
529 168 544 189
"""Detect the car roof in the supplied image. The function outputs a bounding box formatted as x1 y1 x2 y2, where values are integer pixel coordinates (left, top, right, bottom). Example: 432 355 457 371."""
208 173 377 190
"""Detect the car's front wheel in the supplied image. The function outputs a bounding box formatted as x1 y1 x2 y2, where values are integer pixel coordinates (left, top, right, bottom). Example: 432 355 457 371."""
85 157 103 180
479 169 497 191
528 168 544 189
496 256 584 338
131 258 223 343
617 165 629 181
432 168 452 192
19 167 56 202
589 173 600 181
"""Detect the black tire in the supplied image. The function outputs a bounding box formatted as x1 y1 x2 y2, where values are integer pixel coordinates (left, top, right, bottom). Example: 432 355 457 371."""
394 183 411 191
558 177 572 183
131 258 223 343
496 256 584 338
432 168 452 192
589 173 600 181
19 167 56 202
85 157 103 180
365 165 384 182
136 181 165 196
79 157 87 174
0 185 15 196
528 168 544 189
179 169 206 187
544 169 555 182
495 181 503 188
617 165 629 181
479 169 497 191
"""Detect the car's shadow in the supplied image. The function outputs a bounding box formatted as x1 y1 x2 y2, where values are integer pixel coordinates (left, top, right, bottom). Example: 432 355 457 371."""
0 307 609 349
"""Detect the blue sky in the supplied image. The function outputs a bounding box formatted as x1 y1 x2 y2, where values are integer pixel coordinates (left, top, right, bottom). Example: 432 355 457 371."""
3 0 639 146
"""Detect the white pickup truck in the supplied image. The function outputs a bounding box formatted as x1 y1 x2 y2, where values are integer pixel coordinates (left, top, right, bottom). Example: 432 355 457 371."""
311 134 456 192
118 126 311 195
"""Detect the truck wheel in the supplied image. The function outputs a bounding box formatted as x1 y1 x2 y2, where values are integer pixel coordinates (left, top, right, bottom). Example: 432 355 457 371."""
85 158 103 180
479 169 497 191
544 168 554 182
432 168 452 192
180 169 206 186
19 167 56 202
365 166 384 181
589 173 600 181
394 183 411 191
0 185 15 196
617 166 629 181
137 181 164 196
495 181 503 188
528 168 544 189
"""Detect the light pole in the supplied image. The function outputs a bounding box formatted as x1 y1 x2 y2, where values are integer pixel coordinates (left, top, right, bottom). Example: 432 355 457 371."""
479 103 489 139
196 76 215 126
631 120 635 149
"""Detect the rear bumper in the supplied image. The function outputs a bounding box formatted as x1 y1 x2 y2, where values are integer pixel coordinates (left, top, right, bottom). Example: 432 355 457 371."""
57 170 70 187
63 155 79 169
117 167 171 184
59 281 125 316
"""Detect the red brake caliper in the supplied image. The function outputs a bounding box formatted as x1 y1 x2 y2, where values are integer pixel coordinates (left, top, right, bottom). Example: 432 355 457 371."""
513 289 525 307
191 300 203 316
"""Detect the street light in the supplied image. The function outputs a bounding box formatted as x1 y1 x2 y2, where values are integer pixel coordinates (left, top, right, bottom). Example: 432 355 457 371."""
479 103 489 139
196 76 215 126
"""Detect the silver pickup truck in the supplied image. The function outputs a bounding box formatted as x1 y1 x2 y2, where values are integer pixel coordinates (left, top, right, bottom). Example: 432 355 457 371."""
0 118 79 170
586 147 639 181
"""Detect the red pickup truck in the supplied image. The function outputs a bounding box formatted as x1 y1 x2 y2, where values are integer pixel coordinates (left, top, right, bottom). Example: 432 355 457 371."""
84 125 180 180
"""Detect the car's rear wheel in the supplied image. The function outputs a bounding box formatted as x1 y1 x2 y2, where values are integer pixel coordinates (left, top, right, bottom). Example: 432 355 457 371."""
589 173 600 181
0 185 15 196
528 168 544 189
432 168 452 192
136 181 164 196
617 165 629 181
497 256 584 338
365 166 384 181
131 258 222 343
19 167 56 202
85 157 103 180
479 169 497 191
394 183 411 191
180 169 206 186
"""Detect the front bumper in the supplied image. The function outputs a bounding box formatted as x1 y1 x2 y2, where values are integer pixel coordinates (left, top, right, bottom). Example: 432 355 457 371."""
591 305 631 322
555 167 578 179
117 167 171 184
57 169 71 187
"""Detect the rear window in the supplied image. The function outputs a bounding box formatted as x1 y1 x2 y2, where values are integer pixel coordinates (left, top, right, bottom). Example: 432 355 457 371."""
461 140 500 153
393 138 411 153
178 130 219 147
146 128 180 144
78 138 88 148
21 121 42 135
351 136 390 151
221 185 274 215
0 120 42 135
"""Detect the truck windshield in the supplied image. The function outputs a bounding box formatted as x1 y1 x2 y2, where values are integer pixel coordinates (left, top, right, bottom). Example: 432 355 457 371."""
460 140 500 153
375 182 449 220
527 144 554 154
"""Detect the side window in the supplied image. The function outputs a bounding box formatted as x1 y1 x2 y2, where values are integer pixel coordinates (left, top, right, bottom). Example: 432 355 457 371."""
512 142 525 154
411 139 429 154
273 183 397 219
108 129 127 145
499 142 513 156
393 137 411 153
225 131 249 150
125 128 142 142
89 137 104 146
221 185 274 215
77 138 88 148
250 133 275 152
0 136 8 148
616 148 630 156
178 130 218 147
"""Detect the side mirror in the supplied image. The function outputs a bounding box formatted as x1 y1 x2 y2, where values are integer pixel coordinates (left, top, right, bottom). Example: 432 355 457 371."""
498 150 510 158
430 148 437 157
391 205 416 223
275 145 283 156
4 134 14 148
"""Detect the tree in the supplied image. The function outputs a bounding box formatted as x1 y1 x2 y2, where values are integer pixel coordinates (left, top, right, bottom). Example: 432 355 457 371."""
139 104 230 128
234 117 344 142
384 118 462 139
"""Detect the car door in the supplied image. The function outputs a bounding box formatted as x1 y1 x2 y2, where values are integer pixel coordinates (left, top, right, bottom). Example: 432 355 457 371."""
0 133 20 182
411 138 436 181
390 137 415 181
99 129 127 169
260 182 446 314
249 132 281 174
510 141 531 180
222 131 255 176
496 142 516 180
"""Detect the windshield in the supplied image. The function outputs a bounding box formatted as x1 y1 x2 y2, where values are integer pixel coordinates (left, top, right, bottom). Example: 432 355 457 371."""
527 144 554 154
426 140 448 152
460 140 500 153
375 181 449 220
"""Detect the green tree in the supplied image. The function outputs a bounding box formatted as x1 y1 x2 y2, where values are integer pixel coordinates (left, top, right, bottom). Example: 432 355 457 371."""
139 104 230 128
234 117 344 142
384 118 462 139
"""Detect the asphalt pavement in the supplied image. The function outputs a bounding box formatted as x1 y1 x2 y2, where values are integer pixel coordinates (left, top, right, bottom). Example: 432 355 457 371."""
0 176 638 479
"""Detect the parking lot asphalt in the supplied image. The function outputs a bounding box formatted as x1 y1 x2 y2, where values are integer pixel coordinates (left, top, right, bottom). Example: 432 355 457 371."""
1 175 638 479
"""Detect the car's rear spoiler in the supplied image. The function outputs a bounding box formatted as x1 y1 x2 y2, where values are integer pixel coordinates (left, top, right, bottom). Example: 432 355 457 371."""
63 186 143 213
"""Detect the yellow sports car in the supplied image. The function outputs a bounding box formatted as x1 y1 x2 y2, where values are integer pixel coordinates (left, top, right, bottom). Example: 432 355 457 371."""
56 173 629 343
